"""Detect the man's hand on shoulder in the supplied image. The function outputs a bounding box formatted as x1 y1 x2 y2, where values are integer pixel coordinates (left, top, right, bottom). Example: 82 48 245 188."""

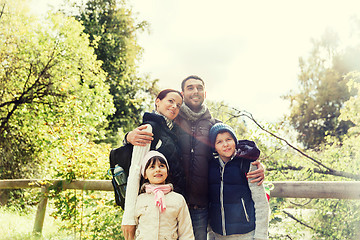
247 161 265 185
126 125 153 146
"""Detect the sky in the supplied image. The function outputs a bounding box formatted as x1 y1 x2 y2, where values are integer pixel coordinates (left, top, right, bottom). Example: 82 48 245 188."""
31 0 360 122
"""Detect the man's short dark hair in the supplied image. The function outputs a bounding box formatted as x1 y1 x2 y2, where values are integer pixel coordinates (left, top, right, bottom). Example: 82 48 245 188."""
181 75 205 91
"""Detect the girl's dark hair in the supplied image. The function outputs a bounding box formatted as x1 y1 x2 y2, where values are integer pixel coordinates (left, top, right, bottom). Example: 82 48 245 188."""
145 156 168 173
140 156 171 188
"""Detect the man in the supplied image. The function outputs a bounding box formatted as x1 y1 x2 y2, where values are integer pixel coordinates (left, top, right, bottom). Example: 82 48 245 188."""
122 75 264 240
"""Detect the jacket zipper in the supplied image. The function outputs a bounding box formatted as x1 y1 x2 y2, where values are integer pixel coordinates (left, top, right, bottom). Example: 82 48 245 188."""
241 198 250 222
190 126 195 161
220 163 226 235
187 126 196 190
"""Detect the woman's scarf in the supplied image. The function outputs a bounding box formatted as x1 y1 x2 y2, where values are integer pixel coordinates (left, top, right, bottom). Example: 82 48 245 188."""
145 184 172 213
154 110 174 130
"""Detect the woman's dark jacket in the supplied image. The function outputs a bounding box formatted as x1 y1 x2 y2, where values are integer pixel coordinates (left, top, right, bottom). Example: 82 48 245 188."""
142 112 186 195
208 140 260 236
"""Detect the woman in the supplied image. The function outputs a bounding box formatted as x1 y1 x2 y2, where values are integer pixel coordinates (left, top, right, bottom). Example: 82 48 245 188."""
121 89 186 240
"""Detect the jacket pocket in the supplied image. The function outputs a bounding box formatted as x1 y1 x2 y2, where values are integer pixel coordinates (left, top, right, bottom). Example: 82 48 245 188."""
136 204 149 219
241 198 250 222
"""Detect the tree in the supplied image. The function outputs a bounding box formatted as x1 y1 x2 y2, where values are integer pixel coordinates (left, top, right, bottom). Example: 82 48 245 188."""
207 100 247 137
284 29 358 149
72 0 155 145
339 74 360 134
0 0 114 181
214 71 360 238
255 71 360 239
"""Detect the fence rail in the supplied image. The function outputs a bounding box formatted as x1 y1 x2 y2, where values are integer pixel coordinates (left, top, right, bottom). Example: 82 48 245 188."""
1 179 360 235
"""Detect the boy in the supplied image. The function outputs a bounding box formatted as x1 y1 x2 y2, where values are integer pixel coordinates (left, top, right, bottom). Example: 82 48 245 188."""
208 123 269 240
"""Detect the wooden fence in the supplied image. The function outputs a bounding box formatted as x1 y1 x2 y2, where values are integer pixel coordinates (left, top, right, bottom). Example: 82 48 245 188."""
1 180 360 235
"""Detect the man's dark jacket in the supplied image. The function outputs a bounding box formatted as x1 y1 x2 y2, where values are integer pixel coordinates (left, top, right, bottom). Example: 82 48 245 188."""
175 108 218 206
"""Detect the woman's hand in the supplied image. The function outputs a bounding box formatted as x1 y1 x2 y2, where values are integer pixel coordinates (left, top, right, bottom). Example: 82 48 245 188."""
247 161 265 185
121 225 136 240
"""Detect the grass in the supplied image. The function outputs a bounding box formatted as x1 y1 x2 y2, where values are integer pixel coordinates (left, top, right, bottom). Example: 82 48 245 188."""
0 205 75 240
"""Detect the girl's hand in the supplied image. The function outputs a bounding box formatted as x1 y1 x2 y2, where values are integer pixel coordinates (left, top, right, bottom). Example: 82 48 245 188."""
121 225 136 240
247 161 265 185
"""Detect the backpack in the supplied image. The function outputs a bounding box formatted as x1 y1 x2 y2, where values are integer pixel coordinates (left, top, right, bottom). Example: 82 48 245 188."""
109 143 133 209
109 123 160 209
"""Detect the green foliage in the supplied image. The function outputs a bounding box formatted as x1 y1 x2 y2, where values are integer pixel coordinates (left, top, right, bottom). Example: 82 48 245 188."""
0 205 73 240
1 0 140 239
263 137 360 239
313 199 360 239
219 78 360 239
48 189 125 239
206 100 359 239
207 100 247 138
79 195 125 240
2 1 360 240
339 73 360 134
0 0 114 208
284 29 358 149
73 0 155 145
259 86 360 239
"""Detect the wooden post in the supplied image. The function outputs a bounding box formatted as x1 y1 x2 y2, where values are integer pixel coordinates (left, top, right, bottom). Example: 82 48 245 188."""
33 186 49 236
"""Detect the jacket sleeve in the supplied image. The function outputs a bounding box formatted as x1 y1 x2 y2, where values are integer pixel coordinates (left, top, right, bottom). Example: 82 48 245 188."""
121 124 152 226
177 196 195 240
237 140 260 160
248 163 270 240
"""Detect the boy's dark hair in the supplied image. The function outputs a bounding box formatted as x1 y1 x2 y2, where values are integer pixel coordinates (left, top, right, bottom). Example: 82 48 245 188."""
181 75 205 91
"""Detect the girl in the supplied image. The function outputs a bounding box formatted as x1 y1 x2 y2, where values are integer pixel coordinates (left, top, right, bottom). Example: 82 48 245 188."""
208 123 270 240
134 150 194 240
122 89 186 240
